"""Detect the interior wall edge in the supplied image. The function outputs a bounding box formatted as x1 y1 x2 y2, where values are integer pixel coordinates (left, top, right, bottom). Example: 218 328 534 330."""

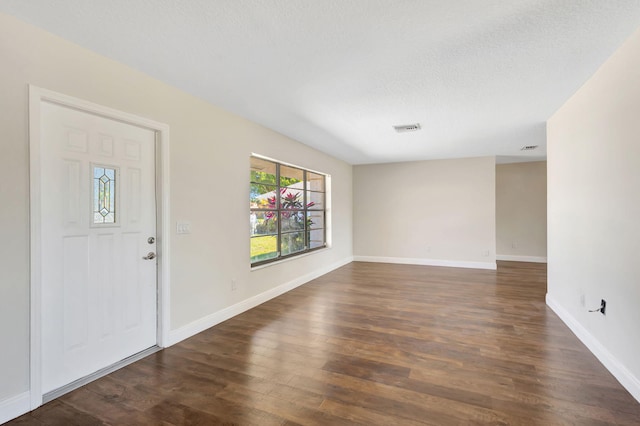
353 256 497 271
167 256 354 346
546 294 640 403
495 255 547 263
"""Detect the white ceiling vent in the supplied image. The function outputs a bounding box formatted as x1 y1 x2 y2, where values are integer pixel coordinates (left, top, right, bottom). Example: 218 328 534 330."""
393 123 421 133
520 145 538 151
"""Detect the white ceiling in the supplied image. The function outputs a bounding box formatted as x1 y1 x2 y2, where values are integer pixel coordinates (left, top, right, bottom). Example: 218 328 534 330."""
2 1 639 164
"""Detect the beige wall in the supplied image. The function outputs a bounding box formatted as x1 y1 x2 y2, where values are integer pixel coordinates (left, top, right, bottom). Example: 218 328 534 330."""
496 161 547 259
353 157 496 268
0 13 353 403
548 28 640 400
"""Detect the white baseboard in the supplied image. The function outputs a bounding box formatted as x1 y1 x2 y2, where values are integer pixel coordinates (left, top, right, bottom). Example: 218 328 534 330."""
0 391 30 424
546 294 640 403
353 256 496 270
496 255 547 263
167 257 353 346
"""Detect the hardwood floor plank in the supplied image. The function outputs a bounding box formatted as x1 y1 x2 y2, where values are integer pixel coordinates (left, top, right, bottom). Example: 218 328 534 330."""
144 400 228 426
8 261 640 425
23 400 96 426
288 370 500 425
318 398 433 426
212 384 350 426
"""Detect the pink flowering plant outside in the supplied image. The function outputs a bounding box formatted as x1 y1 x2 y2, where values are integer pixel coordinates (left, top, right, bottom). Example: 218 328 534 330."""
258 188 315 253
265 188 315 217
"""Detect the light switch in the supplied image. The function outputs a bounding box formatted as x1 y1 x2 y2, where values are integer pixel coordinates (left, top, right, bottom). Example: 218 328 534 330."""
176 221 191 234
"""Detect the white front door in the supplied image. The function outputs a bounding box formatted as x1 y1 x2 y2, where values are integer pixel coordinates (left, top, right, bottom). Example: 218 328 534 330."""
39 101 158 394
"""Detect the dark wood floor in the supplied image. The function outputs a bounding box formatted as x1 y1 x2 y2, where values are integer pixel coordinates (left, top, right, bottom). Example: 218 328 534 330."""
10 261 640 425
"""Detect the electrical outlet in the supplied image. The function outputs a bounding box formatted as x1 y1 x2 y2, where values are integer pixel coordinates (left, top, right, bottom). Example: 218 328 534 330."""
231 279 237 292
579 294 585 307
511 241 517 249
482 250 490 257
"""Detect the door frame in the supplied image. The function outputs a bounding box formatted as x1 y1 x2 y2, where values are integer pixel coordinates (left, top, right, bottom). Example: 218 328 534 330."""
28 85 171 409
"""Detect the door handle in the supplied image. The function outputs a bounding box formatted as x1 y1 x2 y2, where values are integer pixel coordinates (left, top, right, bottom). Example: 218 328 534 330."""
143 252 156 260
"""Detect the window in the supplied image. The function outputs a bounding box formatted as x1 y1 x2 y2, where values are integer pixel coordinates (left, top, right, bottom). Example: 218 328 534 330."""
92 165 117 224
250 156 326 265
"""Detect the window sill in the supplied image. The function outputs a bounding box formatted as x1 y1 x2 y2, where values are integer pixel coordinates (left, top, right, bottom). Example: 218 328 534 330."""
250 246 330 271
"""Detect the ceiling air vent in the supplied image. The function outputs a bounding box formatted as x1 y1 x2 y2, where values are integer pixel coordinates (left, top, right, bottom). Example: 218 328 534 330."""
393 123 421 133
520 145 538 151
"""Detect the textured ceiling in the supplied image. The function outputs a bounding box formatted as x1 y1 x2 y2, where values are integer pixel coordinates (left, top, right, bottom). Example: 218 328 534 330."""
2 1 639 164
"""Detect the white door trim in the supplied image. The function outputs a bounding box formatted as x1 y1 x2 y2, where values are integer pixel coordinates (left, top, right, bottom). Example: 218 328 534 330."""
28 85 171 410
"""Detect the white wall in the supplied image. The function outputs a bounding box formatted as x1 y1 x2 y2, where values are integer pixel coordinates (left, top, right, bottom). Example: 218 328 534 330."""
0 12 353 411
547 27 640 401
353 157 496 269
496 161 547 261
